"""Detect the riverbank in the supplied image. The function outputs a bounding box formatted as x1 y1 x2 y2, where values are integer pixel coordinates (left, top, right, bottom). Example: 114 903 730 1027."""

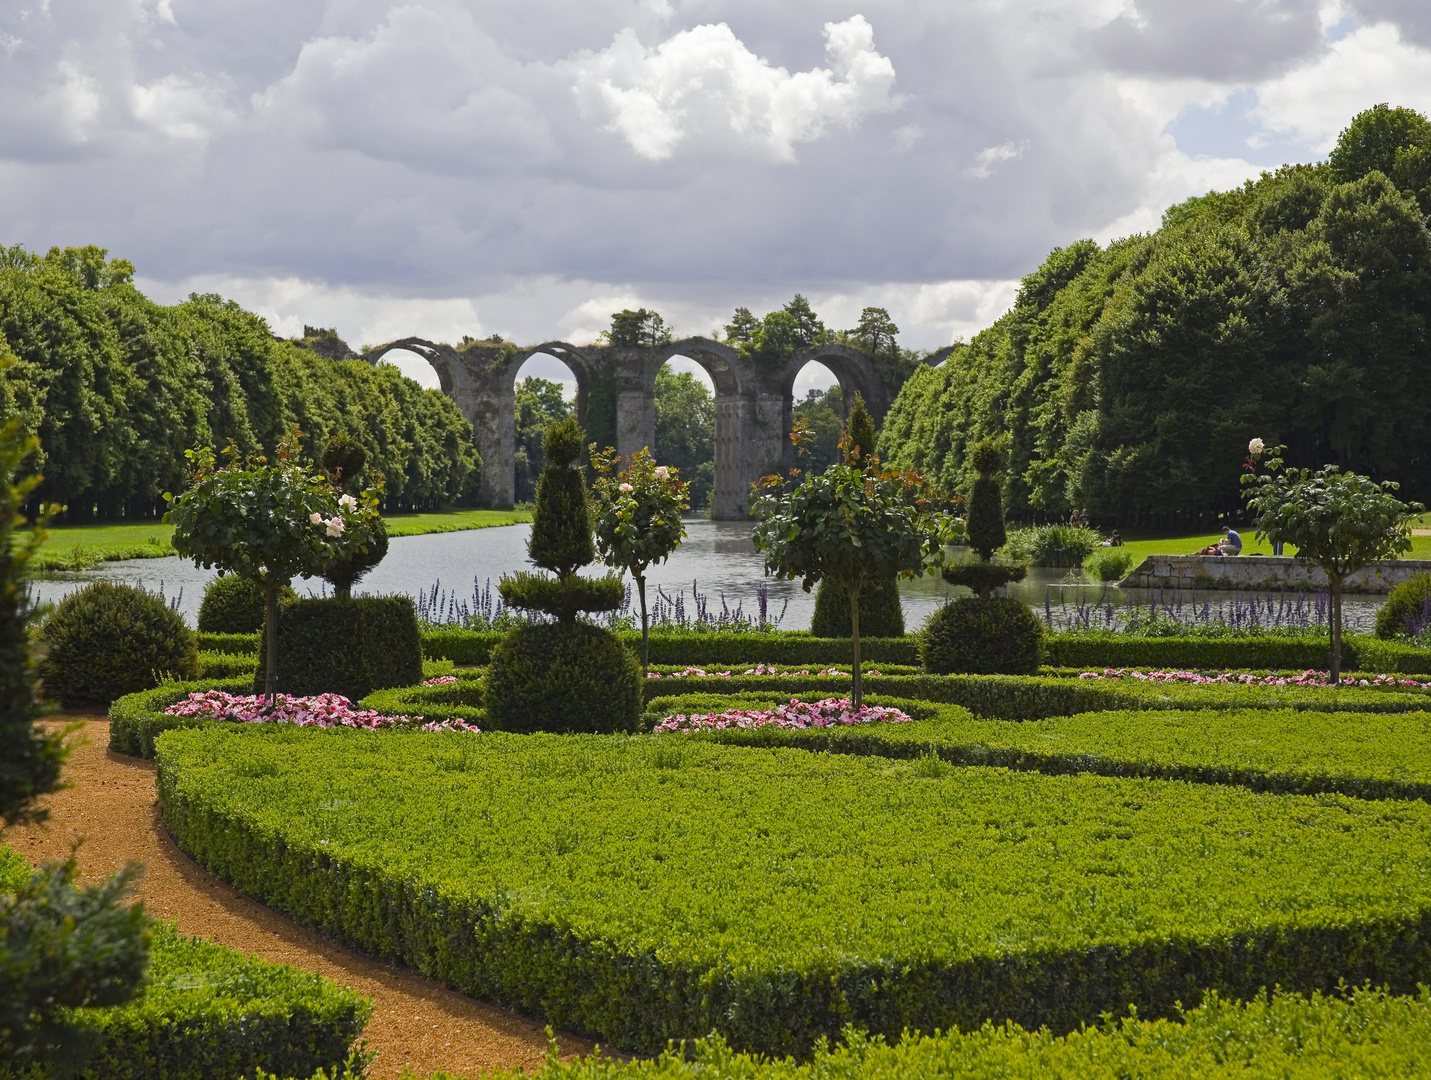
30 509 533 570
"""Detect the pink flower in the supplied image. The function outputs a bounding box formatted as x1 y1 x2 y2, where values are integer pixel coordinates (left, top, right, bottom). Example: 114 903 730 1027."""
310 512 323 524
654 466 669 480
326 516 345 537
619 482 633 493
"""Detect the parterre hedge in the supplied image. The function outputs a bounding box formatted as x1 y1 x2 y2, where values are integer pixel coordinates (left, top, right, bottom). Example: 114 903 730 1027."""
651 695 1431 803
418 630 922 667
270 986 1431 1080
108 678 253 759
156 725 1431 1057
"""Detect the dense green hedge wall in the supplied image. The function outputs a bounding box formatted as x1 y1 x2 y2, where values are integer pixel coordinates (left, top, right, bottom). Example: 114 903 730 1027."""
108 678 252 758
268 986 1431 1080
651 695 1431 803
876 106 1431 523
156 725 1431 1057
255 597 422 700
0 244 479 517
198 632 260 655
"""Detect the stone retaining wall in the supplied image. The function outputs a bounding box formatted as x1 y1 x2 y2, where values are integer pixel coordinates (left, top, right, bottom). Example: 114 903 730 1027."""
1118 555 1431 594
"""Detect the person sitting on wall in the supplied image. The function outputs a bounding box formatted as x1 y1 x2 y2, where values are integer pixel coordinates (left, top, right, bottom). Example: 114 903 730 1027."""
1218 526 1242 556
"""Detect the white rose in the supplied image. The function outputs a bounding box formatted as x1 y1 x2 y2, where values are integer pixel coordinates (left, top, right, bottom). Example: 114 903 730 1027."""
619 482 633 492
654 466 669 480
326 516 345 537
1248 437 1265 455
310 512 323 524
339 493 357 510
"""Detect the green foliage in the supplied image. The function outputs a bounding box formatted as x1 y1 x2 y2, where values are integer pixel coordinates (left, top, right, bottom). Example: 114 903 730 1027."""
1242 444 1424 680
524 416 594 584
844 395 876 466
728 296 831 365
967 437 1003 479
321 517 389 600
255 597 422 701
485 623 642 733
496 571 626 623
939 559 1027 596
1378 572 1431 640
653 369 713 510
921 597 1044 675
846 306 899 357
38 582 198 706
1085 547 1137 581
1043 632 1346 671
963 477 1007 562
319 432 367 493
790 387 845 473
810 578 904 638
1002 524 1103 567
514 377 572 503
107 678 253 759
751 457 951 705
0 421 64 829
606 309 673 348
879 108 1431 527
1328 102 1431 183
157 723 1431 1057
197 575 297 634
1 858 150 1069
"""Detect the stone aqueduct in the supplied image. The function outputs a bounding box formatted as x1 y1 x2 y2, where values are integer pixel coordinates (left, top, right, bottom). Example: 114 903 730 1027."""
364 336 940 519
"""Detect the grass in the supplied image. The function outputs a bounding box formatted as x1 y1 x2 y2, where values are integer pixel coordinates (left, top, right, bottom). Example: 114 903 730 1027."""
29 509 531 569
1105 530 1431 563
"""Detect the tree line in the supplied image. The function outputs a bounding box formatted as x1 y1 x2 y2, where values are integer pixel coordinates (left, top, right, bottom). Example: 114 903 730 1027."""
878 104 1431 528
0 245 480 519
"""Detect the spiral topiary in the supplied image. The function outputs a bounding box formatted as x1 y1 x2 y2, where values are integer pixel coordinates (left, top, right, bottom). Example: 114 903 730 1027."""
198 574 298 633
40 582 198 705
920 596 1044 675
810 577 904 638
486 622 642 733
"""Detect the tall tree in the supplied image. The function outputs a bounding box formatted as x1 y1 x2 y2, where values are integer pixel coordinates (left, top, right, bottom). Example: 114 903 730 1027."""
653 368 714 509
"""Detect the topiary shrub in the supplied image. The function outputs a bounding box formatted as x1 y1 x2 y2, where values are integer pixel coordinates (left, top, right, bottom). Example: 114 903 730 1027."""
486 622 642 734
920 596 1044 675
39 582 198 705
810 577 904 638
255 595 422 701
322 517 389 601
321 432 368 493
1376 572 1431 640
197 574 297 634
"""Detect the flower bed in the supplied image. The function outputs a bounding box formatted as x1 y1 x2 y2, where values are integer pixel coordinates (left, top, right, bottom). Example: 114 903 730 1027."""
164 690 481 733
646 665 884 679
653 696 912 733
1080 668 1431 690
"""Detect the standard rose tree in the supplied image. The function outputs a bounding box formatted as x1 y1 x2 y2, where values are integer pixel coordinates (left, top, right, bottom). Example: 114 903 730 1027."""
592 446 691 671
165 432 383 703
1242 440 1424 683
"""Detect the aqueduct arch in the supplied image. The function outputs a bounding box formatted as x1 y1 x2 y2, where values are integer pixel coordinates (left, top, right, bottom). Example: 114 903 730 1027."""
364 335 905 519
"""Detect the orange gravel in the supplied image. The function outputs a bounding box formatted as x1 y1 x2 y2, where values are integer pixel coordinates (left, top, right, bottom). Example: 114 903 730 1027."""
9 718 597 1079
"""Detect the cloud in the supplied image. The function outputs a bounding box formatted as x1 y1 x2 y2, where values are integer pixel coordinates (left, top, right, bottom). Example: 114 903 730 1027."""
966 139 1029 179
1089 0 1325 81
569 14 899 162
1349 0 1431 48
132 73 235 144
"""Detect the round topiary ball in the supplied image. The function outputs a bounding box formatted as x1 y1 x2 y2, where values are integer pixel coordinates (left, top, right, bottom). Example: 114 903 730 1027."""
485 622 642 734
810 577 905 638
1376 572 1431 640
920 596 1044 675
198 574 298 633
321 432 368 491
40 581 199 705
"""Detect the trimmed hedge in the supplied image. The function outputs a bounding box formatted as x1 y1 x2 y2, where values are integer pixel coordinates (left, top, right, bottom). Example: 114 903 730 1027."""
485 623 642 734
198 632 259 656
108 679 253 759
655 695 1431 802
256 596 422 700
157 725 1431 1057
64 923 367 1080
271 987 1431 1080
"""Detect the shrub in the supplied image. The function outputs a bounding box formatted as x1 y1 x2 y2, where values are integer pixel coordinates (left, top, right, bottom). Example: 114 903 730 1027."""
1085 547 1136 581
921 597 1044 675
255 596 422 701
321 518 389 601
810 577 904 638
1377 572 1431 640
197 575 297 634
108 678 254 758
157 724 1431 1057
39 582 198 706
418 630 922 667
486 622 641 733
1044 632 1341 671
1005 525 1104 567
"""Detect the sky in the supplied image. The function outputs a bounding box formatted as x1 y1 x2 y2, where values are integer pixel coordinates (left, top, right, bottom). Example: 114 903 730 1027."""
4 0 1431 399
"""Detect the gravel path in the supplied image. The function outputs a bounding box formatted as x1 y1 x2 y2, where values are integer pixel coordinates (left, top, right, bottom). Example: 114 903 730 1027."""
8 718 595 1079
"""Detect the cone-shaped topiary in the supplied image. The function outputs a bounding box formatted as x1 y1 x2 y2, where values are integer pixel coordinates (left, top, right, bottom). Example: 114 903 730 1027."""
964 438 1007 561
525 416 595 580
845 395 877 467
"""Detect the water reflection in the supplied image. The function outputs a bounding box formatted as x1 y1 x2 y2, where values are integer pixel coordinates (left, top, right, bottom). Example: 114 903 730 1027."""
28 519 1384 633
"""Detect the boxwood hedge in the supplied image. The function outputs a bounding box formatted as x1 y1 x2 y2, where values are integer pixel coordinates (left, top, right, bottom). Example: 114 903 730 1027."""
651 695 1431 802
157 725 1431 1057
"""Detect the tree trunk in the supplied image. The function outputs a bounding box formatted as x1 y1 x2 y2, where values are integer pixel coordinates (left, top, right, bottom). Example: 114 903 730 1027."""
637 574 649 673
849 584 862 710
1330 574 1344 685
264 581 279 709
336 582 351 601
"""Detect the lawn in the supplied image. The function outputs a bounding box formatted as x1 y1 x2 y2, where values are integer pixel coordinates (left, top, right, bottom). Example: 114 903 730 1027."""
30 508 532 569
1114 529 1431 562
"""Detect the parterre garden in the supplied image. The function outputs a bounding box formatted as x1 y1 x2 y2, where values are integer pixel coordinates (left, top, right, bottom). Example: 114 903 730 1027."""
13 416 1431 1078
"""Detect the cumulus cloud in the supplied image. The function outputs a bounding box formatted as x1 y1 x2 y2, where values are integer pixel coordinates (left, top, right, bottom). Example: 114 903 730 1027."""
570 14 899 162
132 73 235 144
1349 0 1431 48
